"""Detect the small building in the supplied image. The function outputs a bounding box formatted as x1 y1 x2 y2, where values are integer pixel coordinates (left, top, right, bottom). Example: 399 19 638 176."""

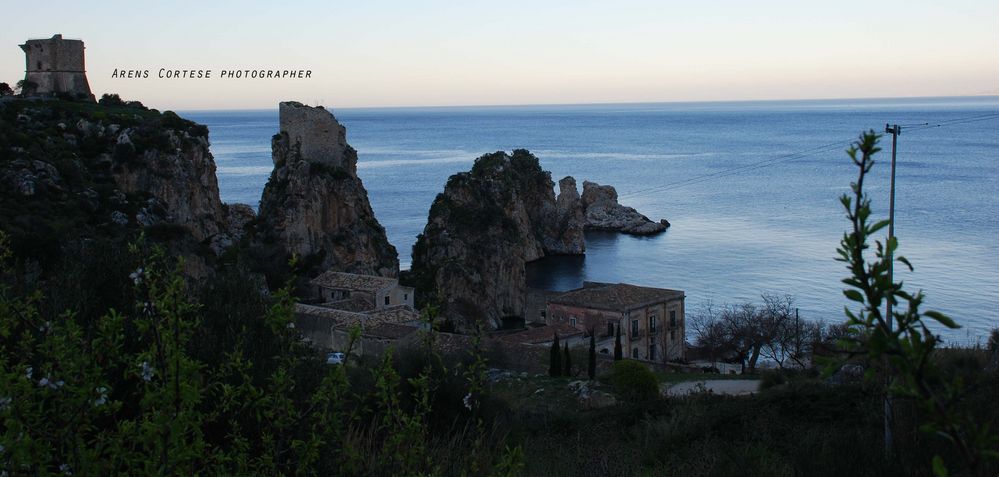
311 271 414 310
293 303 421 352
545 282 685 362
19 34 94 101
296 271 419 355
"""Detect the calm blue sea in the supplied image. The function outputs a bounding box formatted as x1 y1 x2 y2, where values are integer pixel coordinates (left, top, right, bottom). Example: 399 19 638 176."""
182 97 999 342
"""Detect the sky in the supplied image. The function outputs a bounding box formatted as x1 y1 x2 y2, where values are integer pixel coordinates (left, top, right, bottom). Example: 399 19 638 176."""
2 0 998 110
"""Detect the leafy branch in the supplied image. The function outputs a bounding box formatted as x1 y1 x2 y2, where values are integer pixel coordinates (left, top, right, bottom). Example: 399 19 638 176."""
834 130 998 477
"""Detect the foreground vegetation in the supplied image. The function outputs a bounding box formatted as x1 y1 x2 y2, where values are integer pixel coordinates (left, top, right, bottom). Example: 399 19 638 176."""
2 125 998 475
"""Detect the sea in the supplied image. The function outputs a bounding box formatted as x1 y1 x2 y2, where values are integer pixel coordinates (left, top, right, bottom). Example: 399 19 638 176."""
181 97 999 343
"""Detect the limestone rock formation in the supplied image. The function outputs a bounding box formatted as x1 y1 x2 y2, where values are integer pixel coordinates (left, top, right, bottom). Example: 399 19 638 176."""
410 150 584 331
581 181 669 235
254 102 398 278
0 101 249 276
109 121 245 254
552 176 586 254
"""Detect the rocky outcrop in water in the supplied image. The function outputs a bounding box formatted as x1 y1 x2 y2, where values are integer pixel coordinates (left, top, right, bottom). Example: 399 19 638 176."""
253 102 398 278
409 150 584 331
581 181 669 235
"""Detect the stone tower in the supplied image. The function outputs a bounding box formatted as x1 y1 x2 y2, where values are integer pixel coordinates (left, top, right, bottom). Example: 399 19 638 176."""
19 34 95 101
276 101 353 175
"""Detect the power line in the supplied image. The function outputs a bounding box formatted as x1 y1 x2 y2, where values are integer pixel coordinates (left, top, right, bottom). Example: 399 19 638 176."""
617 140 848 199
616 111 999 200
904 112 999 131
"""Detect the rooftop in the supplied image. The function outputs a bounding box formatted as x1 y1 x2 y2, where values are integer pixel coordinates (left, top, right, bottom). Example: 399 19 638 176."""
497 322 585 345
311 271 399 293
294 303 418 330
549 282 684 312
363 322 420 340
364 305 419 323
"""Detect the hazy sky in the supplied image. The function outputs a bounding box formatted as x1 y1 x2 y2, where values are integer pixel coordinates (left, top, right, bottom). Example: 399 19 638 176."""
3 0 997 110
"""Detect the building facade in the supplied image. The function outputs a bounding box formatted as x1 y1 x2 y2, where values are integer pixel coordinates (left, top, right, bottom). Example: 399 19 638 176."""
19 34 94 100
311 271 415 311
545 282 685 362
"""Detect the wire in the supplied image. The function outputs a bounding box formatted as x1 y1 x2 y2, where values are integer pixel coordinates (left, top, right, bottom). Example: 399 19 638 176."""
617 111 999 199
619 141 847 199
904 113 999 131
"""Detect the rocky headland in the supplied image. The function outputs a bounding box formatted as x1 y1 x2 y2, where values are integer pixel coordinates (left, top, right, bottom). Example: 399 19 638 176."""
0 99 249 277
252 102 398 278
409 150 584 331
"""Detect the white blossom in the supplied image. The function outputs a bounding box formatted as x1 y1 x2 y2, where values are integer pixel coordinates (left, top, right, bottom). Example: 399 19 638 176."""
462 393 473 410
38 377 64 390
25 367 32 380
94 387 109 407
140 361 154 382
129 268 144 285
0 396 11 411
59 463 72 475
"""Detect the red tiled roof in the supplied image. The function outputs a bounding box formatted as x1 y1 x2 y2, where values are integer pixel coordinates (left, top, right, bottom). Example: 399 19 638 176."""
549 283 683 312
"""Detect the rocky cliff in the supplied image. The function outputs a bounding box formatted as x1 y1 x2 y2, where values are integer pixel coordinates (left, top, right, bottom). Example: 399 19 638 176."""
409 150 584 330
581 181 669 235
253 102 398 279
0 99 249 276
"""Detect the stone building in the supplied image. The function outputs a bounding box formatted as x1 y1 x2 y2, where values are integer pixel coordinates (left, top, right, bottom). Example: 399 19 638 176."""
19 34 95 101
545 282 685 362
310 271 414 310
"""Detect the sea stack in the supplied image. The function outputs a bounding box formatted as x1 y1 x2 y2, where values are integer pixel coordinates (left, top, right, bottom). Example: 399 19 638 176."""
410 150 585 331
254 102 399 278
581 181 669 235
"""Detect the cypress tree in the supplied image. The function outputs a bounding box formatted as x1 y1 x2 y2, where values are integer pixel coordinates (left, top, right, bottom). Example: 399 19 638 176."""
614 323 623 361
563 342 572 376
588 331 597 379
549 333 561 377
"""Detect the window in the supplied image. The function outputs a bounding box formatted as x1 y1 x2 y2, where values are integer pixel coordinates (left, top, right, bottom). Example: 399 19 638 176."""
540 310 546 319
631 319 639 338
384 296 390 305
669 310 677 328
632 348 639 359
649 315 657 333
607 322 614 336
671 330 676 341
404 293 408 301
650 343 657 361
570 318 576 327
37 61 42 70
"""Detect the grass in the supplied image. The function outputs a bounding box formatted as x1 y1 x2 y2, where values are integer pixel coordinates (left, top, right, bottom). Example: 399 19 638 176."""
473 366 998 476
655 370 758 384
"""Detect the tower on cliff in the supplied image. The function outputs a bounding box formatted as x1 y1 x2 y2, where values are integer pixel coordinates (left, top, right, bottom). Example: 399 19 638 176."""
19 34 95 101
276 101 354 175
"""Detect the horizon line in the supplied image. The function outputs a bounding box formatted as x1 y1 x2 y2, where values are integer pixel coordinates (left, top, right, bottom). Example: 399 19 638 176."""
172 93 999 113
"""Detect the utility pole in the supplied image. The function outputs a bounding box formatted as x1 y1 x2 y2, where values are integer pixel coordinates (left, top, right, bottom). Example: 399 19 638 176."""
883 123 901 459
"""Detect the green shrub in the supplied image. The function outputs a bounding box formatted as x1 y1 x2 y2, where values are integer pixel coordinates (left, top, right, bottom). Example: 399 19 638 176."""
759 369 788 390
611 360 659 401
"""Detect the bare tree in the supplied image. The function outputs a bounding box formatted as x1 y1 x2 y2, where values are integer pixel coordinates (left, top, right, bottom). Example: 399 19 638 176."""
693 294 828 372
